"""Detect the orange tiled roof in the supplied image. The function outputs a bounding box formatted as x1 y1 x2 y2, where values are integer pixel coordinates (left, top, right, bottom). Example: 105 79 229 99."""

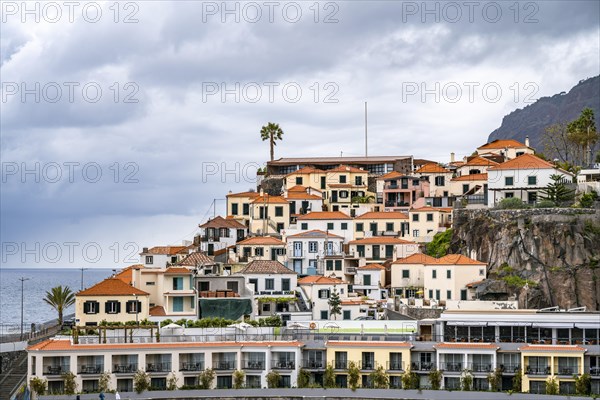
296 211 351 220
392 253 438 265
451 173 488 182
286 230 343 239
164 267 192 274
435 254 486 265
410 206 453 213
436 343 499 350
226 191 260 198
466 279 486 288
415 163 451 174
379 171 404 180
237 260 296 275
286 192 322 200
349 237 414 245
114 264 143 285
199 216 246 229
286 166 323 176
298 275 345 285
463 156 499 167
237 236 285 246
478 139 529 150
326 341 412 348
178 251 215 266
488 153 558 171
78 278 149 297
149 306 166 316
359 263 386 270
355 211 408 220
27 339 304 351
519 345 586 352
340 299 366 305
327 165 366 173
251 195 289 204
145 246 187 255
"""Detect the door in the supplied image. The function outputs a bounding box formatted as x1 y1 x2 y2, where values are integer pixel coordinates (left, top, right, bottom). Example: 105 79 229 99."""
372 245 380 259
326 241 334 256
293 260 302 274
207 243 214 256
331 191 338 202
293 241 302 257
249 279 258 293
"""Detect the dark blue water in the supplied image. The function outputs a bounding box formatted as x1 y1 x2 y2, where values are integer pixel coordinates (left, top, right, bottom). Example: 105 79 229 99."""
0 267 113 333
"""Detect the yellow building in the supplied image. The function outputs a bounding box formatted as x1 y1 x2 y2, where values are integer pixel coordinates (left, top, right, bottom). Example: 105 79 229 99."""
413 163 453 197
354 211 410 239
226 191 260 227
326 340 412 388
249 194 290 234
520 344 586 394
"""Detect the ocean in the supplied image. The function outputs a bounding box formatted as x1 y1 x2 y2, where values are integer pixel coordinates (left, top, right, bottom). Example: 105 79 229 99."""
0 267 114 334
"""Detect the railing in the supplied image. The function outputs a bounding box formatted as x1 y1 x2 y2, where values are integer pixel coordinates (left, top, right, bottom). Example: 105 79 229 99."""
385 201 410 207
334 360 347 369
359 361 376 370
439 362 463 372
78 364 103 374
241 360 265 370
180 362 204 371
410 362 433 371
255 290 296 296
113 363 137 373
213 360 236 370
386 361 404 371
146 362 171 372
345 267 357 274
272 360 295 369
43 364 70 375
525 366 550 375
302 360 324 369
498 364 521 373
589 366 600 376
291 251 303 258
556 367 578 376
470 363 493 373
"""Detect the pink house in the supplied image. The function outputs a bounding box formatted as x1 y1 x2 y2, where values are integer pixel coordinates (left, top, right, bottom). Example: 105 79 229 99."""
381 172 430 211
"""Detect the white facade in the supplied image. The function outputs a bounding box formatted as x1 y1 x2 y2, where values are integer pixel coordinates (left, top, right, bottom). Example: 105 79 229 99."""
285 231 344 275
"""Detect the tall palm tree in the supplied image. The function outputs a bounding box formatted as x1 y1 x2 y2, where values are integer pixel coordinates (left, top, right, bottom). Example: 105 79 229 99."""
43 285 75 326
260 122 284 161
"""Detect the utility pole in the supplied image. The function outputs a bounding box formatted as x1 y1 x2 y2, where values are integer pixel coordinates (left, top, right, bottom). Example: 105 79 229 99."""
20 277 30 339
364 101 368 157
80 267 88 291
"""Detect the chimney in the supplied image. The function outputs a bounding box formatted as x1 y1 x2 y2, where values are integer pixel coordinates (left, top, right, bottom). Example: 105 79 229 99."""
525 136 530 147
450 152 455 163
259 188 264 196
143 247 148 253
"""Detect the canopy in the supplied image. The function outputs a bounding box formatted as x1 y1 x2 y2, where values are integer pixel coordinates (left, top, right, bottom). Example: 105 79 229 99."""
199 298 253 320
228 322 253 331
532 323 574 329
161 323 183 330
447 321 487 326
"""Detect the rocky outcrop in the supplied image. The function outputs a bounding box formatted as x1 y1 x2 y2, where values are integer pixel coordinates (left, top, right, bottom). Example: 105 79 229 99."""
450 208 600 310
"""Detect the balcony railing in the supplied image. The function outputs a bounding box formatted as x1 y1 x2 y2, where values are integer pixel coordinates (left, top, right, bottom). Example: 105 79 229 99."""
44 364 70 375
113 363 137 373
525 366 550 375
359 361 376 370
589 366 600 376
146 362 171 372
440 362 463 372
470 363 493 373
272 360 295 369
410 362 433 371
386 361 404 371
180 362 204 371
498 364 521 373
345 267 357 275
385 201 410 207
556 367 578 376
302 360 324 369
79 364 103 374
254 290 296 296
213 360 236 370
334 360 347 369
241 360 265 370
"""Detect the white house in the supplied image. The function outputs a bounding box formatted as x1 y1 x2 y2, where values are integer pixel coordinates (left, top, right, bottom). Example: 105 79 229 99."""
476 138 535 160
297 275 348 320
285 230 344 275
414 163 453 197
354 263 387 300
234 236 287 264
286 211 354 243
348 237 420 263
198 216 247 256
139 245 190 268
487 154 575 207
283 185 324 218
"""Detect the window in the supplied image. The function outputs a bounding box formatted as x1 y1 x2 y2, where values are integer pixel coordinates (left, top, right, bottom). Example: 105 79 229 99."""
295 177 303 185
341 223 348 230
462 184 469 194
412 229 420 237
104 300 120 314
265 279 274 290
461 289 467 300
386 223 394 232
505 192 514 198
479 268 485 276
262 303 271 312
356 223 364 232
231 203 239 216
355 176 362 185
433 197 442 207
173 277 184 290
426 213 433 222
327 222 334 230
320 176 326 190
335 260 342 271
412 214 419 222
364 274 371 286
173 297 184 312
145 256 153 264
339 190 349 199
435 176 445 186
326 260 333 271
145 281 155 286
309 241 318 253
402 270 409 278
447 290 452 300
243 203 250 216
255 247 264 256
282 278 290 291
356 245 365 257
83 301 99 314
320 310 328 320
259 206 267 219
505 176 514 186
343 310 351 320
126 300 142 314
447 270 452 279
275 206 284 217
435 290 440 300
339 175 347 183
226 281 239 293
385 245 393 258
429 289 433 298
432 269 437 279
199 281 210 291
319 289 330 299
301 223 308 230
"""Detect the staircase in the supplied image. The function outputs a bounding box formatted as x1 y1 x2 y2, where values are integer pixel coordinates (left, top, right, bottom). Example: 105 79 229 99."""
0 351 27 400
295 288 311 313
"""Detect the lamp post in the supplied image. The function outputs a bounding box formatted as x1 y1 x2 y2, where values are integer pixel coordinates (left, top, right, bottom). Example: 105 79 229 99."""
80 267 88 291
19 277 30 339
524 282 529 309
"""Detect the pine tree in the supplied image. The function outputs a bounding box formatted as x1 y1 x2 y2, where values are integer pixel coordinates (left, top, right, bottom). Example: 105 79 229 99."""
328 288 342 320
540 174 575 206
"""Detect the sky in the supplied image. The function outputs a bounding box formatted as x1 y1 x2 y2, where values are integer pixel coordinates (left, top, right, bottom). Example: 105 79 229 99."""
1 0 599 268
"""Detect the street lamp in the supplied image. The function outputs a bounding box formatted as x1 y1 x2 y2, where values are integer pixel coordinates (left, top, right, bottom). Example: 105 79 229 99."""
523 282 529 309
19 277 30 339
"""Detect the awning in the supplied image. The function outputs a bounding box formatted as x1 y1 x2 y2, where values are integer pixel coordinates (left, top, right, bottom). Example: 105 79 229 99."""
488 322 531 327
447 322 487 326
575 323 600 329
532 323 574 329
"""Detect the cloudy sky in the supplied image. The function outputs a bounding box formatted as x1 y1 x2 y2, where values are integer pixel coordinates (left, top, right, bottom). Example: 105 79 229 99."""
1 0 599 268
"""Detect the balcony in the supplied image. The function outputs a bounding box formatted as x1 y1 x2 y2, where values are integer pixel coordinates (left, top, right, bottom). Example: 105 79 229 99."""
410 362 433 371
556 366 578 376
470 363 493 373
525 366 550 375
113 363 137 374
302 360 324 369
79 364 103 374
359 361 376 371
44 364 70 376
385 201 410 207
440 362 463 372
272 360 295 370
241 360 265 370
146 362 171 373
386 361 404 371
254 290 296 296
213 360 236 370
180 362 204 372
345 267 357 275
334 360 347 369
590 366 600 376
498 364 521 373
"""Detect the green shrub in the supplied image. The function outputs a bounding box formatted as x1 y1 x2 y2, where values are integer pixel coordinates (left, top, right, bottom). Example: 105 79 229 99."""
30 377 47 396
536 199 556 208
512 369 522 392
347 361 360 391
233 370 245 389
61 372 77 395
297 368 310 388
323 365 336 388
266 370 281 388
133 370 150 393
428 368 442 390
545 377 559 395
497 197 528 209
198 368 215 389
369 366 389 389
575 373 591 395
401 369 419 389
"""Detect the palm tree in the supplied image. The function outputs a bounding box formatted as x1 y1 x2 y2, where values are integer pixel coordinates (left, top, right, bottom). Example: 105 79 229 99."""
260 122 284 161
43 285 75 326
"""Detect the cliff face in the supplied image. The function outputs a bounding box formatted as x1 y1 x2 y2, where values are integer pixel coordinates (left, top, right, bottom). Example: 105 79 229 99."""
450 208 600 310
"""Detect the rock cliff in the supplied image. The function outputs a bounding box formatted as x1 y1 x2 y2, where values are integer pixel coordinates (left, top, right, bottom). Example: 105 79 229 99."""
450 208 600 310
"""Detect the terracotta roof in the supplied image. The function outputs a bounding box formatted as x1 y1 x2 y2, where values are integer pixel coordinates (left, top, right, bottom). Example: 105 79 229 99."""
488 153 559 171
436 343 499 350
410 206 453 213
478 139 529 150
519 345 586 352
349 237 414 245
226 191 260 198
463 156 499 167
340 299 366 305
251 195 289 204
27 339 304 351
392 253 438 265
115 264 143 285
286 230 343 239
178 252 215 266
326 341 412 348
451 173 488 182
149 306 166 316
199 216 246 229
415 163 451 174
286 192 322 200
296 211 351 220
238 260 297 275
286 166 323 176
466 279 486 288
435 254 486 265
145 246 187 255
164 267 192 274
298 275 345 285
78 278 149 297
327 165 367 173
355 211 408 220
328 183 357 188
237 236 285 246
379 171 404 180
359 263 386 270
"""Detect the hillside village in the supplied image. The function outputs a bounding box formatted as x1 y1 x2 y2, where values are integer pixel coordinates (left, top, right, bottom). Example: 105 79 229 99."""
26 137 600 396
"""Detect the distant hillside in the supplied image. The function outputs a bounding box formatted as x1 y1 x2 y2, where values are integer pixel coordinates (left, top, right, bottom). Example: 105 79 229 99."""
488 76 600 153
